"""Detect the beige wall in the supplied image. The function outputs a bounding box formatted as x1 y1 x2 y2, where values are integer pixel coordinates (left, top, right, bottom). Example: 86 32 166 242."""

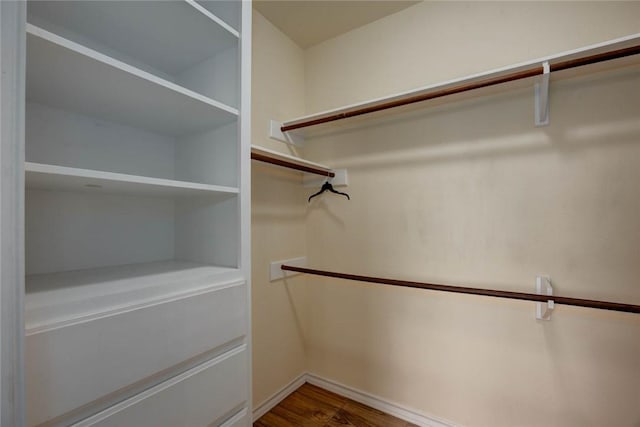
306 1 640 113
251 11 308 408
301 2 640 426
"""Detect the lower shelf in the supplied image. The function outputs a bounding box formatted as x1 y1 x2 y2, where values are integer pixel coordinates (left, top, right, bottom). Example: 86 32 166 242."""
25 260 244 331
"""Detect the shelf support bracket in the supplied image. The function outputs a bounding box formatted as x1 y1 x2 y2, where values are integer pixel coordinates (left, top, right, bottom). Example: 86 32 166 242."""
534 61 550 127
269 120 305 147
536 275 554 320
270 257 307 281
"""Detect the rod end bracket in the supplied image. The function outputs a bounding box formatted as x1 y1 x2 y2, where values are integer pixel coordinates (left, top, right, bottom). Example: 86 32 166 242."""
536 275 554 320
269 120 305 147
270 256 307 281
534 61 550 127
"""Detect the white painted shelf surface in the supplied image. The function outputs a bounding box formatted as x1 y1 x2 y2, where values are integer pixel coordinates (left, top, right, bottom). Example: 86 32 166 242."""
281 32 640 138
25 162 238 198
27 0 238 77
250 145 332 171
26 24 238 137
25 260 244 332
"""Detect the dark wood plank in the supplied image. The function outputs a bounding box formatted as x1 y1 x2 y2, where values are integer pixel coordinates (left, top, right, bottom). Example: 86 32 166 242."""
256 410 319 427
268 406 325 427
253 414 286 427
295 383 348 409
325 401 406 427
273 391 340 425
254 382 411 427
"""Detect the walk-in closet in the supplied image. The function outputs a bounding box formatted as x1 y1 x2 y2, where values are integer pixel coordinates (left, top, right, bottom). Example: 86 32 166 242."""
250 2 640 426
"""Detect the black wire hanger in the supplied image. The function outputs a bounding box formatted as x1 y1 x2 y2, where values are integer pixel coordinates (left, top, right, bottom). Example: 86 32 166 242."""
308 173 350 203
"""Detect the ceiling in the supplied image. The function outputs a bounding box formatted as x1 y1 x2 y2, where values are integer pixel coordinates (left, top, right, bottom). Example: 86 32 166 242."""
253 1 420 49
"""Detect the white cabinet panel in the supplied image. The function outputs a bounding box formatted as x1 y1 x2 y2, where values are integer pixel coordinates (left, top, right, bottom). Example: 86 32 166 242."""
75 346 248 427
222 411 249 427
26 282 246 426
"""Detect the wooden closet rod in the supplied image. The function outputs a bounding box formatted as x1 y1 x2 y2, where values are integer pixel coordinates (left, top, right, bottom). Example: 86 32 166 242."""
251 152 335 177
281 44 640 132
281 265 640 314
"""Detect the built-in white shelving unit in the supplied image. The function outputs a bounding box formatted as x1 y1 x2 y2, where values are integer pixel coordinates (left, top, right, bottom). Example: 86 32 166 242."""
23 1 251 426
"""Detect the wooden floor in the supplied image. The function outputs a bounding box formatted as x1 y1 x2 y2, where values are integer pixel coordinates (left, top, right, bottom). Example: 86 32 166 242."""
254 383 418 427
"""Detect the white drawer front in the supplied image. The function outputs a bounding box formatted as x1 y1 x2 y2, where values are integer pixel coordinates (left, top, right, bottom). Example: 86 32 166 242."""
74 346 248 427
221 411 249 427
26 282 246 426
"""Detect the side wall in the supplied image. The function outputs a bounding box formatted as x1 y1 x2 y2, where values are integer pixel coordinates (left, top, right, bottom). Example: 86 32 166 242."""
251 11 308 410
303 2 640 426
0 2 25 425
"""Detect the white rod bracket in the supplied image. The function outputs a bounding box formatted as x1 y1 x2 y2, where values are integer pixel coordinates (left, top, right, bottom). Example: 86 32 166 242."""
536 275 554 320
270 256 307 281
269 120 305 147
534 61 550 127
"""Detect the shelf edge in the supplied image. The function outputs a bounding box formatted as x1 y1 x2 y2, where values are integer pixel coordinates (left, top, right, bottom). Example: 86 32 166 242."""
25 274 246 335
25 162 239 195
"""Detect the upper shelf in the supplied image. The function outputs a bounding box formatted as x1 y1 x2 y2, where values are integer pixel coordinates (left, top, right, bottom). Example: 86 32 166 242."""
26 24 238 137
194 0 241 33
27 0 238 77
281 33 640 137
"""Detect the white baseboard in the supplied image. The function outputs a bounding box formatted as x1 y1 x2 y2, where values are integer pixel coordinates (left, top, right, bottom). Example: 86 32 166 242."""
252 371 458 427
252 372 307 421
306 373 457 427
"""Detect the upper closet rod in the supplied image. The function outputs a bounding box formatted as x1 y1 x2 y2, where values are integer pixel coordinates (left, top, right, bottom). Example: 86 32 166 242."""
281 44 640 132
281 265 640 315
250 150 334 177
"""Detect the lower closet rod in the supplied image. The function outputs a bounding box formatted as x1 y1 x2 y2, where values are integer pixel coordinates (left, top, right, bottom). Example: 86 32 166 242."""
281 265 640 314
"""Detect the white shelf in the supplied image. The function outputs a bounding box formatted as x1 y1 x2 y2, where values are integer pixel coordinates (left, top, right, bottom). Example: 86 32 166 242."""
25 260 244 332
282 32 640 138
187 0 239 38
26 24 238 137
25 162 238 199
193 0 241 33
27 0 238 76
250 145 333 171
